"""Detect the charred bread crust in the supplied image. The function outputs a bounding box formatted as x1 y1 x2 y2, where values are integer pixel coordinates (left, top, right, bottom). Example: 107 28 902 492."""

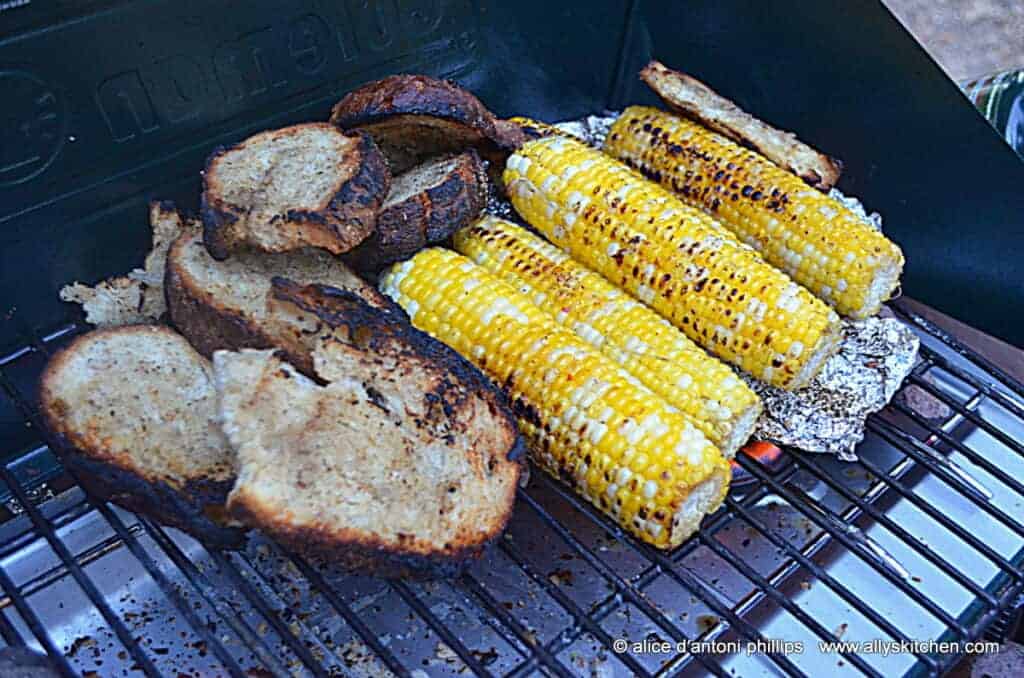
201 124 390 260
228 491 487 579
165 230 397 377
330 75 519 148
164 242 316 375
228 280 523 578
640 60 843 191
55 438 244 549
39 327 243 548
329 75 526 189
270 278 521 462
342 150 489 273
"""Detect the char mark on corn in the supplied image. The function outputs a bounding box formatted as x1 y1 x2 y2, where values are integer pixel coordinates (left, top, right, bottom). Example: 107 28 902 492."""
380 247 730 549
503 134 841 390
604 106 904 319
454 215 762 457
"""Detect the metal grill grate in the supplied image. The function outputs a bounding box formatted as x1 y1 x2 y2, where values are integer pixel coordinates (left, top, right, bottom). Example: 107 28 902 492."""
0 299 1021 677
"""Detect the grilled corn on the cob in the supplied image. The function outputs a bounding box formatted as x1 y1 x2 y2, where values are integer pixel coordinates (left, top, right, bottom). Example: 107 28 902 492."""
504 134 841 390
604 106 904 319
380 247 730 548
454 215 761 457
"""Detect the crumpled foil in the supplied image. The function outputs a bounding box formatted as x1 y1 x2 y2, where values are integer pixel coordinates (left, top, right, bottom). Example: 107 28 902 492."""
746 315 919 457
488 111 920 457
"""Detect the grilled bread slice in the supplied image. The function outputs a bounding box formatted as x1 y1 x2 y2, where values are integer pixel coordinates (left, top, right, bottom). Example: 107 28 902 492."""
215 282 522 578
60 201 185 327
39 325 243 547
166 225 392 376
201 123 390 259
343 151 488 273
640 60 842 190
329 75 526 186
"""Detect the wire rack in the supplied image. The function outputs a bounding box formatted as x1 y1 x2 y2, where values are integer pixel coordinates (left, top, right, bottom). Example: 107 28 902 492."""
0 298 1021 677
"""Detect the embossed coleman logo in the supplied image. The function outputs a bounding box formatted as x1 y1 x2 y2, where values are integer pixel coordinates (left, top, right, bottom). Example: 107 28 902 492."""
0 69 66 186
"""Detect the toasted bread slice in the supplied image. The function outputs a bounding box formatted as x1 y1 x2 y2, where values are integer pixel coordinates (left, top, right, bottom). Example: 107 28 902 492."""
39 325 243 547
166 224 392 376
640 60 842 190
215 282 522 578
201 123 390 259
329 75 526 186
59 201 186 327
343 151 488 272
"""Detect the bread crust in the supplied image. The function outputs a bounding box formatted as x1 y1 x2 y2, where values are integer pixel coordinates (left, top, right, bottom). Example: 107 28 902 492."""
39 325 244 548
343 150 488 272
165 228 394 377
222 281 524 578
329 75 526 188
640 60 842 190
201 124 390 259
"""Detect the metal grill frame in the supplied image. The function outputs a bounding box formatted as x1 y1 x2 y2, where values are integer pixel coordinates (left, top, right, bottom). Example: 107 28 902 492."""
0 297 1021 678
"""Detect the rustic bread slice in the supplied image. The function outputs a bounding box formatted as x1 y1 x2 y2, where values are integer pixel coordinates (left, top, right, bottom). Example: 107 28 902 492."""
166 224 392 376
215 281 522 578
59 201 186 327
640 60 843 190
39 325 243 547
342 151 488 272
201 123 390 259
329 75 526 187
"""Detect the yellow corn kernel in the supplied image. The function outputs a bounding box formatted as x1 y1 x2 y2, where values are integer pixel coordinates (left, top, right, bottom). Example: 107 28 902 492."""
381 248 730 549
454 215 761 457
605 106 904 318
504 134 841 390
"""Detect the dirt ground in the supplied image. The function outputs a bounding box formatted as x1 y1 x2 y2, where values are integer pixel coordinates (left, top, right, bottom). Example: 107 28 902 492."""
885 0 1024 81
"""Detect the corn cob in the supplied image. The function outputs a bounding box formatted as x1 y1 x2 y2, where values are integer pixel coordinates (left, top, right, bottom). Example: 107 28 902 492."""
604 106 904 319
504 134 841 390
454 215 761 458
381 248 730 549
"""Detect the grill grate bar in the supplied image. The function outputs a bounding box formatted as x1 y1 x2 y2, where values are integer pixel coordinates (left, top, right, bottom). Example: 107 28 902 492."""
0 597 23 646
791 451 1002 605
694 532 882 677
0 308 1019 676
458 573 573 678
0 465 162 677
735 453 966 635
527 474 807 677
907 374 1024 459
527 487 770 673
0 564 77 677
721 495 936 668
207 549 333 678
89 502 250 678
512 486 732 678
458 572 575 678
889 402 1024 517
918 343 1024 422
282 548 413 678
865 420 1024 580
137 517 296 675
496 537 655 678
890 300 1024 400
389 580 496 677
6 333 275 677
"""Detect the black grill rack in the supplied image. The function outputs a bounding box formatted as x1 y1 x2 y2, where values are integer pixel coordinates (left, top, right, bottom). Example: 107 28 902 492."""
0 298 1021 677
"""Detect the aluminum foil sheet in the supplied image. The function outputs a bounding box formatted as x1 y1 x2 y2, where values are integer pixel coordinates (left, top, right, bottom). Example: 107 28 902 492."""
747 314 919 457
485 111 920 457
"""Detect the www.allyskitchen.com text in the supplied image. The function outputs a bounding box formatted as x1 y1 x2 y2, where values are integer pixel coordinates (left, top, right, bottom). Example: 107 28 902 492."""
611 636 999 657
